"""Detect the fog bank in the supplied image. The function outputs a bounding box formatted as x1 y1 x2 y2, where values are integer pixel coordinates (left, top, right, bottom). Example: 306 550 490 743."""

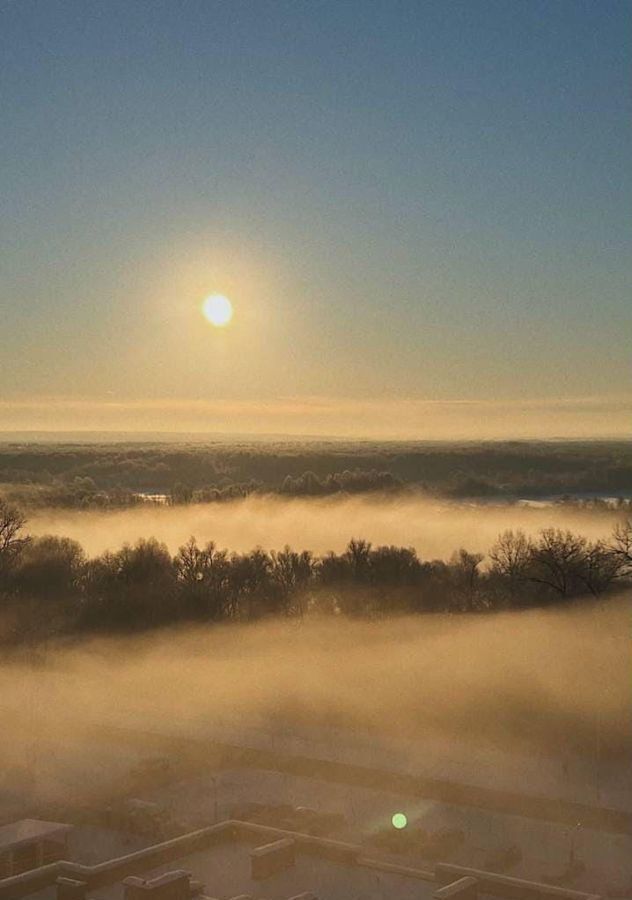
1 597 630 812
26 494 622 559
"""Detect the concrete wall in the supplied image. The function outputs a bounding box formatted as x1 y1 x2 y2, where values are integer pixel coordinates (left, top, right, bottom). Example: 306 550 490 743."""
433 876 478 900
123 870 192 900
434 863 601 900
251 839 295 880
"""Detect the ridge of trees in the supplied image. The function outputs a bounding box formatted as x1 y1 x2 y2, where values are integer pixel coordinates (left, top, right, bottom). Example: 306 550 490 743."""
1 499 630 646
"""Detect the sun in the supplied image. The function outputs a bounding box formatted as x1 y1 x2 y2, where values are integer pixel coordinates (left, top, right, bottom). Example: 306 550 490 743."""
202 294 233 327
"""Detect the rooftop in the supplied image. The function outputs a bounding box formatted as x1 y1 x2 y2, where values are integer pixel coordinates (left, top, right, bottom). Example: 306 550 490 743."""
0 822 72 853
0 820 602 900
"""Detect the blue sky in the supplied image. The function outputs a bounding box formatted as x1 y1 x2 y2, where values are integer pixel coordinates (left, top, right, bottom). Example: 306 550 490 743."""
1 0 630 436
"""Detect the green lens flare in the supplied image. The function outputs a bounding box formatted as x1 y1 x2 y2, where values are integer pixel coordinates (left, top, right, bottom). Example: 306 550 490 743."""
391 812 408 829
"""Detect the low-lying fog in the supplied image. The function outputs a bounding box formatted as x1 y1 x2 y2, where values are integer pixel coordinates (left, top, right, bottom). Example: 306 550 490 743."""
26 494 624 558
2 597 630 811
5 496 630 813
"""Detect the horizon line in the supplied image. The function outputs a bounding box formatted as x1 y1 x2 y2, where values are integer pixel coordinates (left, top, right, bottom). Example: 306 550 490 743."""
0 429 627 445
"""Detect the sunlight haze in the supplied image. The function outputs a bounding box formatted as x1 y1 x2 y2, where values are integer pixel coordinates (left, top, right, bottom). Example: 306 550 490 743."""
1 6 631 895
1 1 630 438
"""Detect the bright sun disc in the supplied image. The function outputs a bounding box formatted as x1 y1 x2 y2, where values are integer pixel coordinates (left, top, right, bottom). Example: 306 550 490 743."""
202 294 233 327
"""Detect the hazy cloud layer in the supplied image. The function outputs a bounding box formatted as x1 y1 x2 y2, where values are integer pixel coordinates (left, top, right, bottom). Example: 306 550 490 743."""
1 394 631 439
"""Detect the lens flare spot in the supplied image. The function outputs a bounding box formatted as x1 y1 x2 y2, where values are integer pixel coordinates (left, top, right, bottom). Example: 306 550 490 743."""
391 812 408 830
202 294 233 327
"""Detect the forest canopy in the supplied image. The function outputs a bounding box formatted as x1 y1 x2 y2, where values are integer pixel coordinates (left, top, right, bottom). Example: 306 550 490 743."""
0 439 630 509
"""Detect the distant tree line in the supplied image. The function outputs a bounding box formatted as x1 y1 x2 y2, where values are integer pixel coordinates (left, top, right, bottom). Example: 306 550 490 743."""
1 499 631 646
1 440 631 508
3 471 632 512
280 468 401 496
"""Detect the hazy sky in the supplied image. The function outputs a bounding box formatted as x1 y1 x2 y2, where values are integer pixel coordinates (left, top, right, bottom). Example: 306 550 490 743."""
1 0 630 438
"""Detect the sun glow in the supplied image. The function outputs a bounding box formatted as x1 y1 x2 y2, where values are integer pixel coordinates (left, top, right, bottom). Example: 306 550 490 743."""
202 294 233 327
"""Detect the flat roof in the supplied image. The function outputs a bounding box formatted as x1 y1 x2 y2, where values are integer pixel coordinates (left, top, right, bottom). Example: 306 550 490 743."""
0 820 72 852
90 840 437 900
0 820 605 900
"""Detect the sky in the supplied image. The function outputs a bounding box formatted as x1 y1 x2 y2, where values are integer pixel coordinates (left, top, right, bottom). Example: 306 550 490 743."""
1 0 630 438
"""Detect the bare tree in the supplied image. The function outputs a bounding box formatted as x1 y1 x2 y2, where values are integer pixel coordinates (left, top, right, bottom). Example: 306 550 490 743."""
488 529 534 605
345 538 372 580
528 528 620 599
0 500 29 570
270 546 314 616
174 537 231 619
528 528 589 598
576 540 621 596
490 527 619 601
608 519 632 579
450 547 485 610
489 530 532 581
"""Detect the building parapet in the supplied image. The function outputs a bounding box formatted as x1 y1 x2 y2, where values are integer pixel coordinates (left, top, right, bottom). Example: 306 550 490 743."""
0 821 604 900
435 863 601 900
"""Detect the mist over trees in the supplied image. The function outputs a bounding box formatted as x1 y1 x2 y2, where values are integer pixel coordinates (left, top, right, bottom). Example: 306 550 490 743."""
1 498 630 647
1 440 631 510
